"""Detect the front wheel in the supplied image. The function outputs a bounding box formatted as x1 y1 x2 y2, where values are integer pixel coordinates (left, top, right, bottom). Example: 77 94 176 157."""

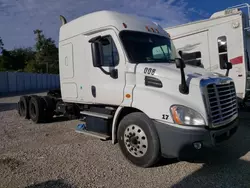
117 112 160 168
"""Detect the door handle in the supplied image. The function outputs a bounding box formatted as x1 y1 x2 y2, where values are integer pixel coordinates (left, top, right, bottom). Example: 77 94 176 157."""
91 86 96 98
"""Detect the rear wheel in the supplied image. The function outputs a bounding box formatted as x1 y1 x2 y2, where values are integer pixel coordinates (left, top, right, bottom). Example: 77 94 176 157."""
117 112 160 168
18 96 30 119
29 96 45 123
17 102 21 116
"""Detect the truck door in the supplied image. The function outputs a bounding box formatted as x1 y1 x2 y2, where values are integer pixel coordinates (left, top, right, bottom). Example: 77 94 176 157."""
86 29 126 105
171 31 210 70
209 19 245 98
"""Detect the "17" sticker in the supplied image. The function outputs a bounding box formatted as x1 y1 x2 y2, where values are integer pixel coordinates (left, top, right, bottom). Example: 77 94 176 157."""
162 114 169 120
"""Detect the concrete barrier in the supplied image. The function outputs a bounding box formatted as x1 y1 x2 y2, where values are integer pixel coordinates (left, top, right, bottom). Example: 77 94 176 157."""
0 72 60 96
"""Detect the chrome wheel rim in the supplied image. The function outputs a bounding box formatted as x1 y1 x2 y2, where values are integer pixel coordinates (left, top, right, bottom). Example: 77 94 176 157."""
124 124 148 157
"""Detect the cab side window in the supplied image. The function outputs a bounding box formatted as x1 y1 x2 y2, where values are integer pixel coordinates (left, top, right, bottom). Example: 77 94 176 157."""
217 36 228 69
100 36 119 67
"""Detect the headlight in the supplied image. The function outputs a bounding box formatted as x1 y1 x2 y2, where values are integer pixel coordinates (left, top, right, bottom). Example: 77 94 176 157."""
170 105 205 126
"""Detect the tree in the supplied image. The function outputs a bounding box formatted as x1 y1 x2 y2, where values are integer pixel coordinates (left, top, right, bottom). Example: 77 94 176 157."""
33 29 59 74
0 37 5 70
10 47 36 71
0 47 36 72
24 59 39 73
0 37 4 51
0 30 59 74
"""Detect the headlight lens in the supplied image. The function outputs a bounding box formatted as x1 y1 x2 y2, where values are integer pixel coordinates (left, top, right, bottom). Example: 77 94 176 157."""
170 105 205 126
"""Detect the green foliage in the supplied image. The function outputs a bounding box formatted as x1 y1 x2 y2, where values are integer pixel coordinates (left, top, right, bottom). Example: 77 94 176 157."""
0 37 4 50
33 30 59 74
24 59 39 73
0 30 59 74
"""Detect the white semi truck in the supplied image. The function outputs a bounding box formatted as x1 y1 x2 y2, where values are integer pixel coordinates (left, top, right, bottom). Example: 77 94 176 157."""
17 11 239 167
165 3 250 107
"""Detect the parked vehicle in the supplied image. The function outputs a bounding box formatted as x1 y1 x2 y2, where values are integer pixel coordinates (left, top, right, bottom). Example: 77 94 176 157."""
17 10 239 167
165 3 250 106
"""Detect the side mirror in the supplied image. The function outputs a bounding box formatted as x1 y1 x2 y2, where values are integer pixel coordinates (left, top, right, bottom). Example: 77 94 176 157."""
110 69 118 79
225 62 232 70
175 58 186 69
91 42 103 67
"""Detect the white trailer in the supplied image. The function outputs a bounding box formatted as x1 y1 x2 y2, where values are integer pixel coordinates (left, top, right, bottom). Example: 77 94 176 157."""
165 3 250 106
17 11 239 167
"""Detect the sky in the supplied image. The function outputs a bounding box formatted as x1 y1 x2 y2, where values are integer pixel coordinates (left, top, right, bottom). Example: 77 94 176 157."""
0 0 250 50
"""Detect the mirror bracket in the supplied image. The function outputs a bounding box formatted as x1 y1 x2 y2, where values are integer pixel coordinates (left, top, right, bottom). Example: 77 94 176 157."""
225 62 232 77
99 67 118 79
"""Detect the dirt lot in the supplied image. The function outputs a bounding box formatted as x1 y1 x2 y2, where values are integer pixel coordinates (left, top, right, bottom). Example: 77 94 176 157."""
1 93 250 188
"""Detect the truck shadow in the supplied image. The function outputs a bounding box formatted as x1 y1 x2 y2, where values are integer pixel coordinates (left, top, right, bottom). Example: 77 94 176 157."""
171 159 250 188
25 179 76 188
0 103 17 112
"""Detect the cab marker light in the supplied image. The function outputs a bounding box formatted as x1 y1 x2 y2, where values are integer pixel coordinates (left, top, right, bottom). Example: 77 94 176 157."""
123 23 127 28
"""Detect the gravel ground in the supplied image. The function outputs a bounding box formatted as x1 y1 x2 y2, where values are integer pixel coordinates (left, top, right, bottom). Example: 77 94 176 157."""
1 93 250 188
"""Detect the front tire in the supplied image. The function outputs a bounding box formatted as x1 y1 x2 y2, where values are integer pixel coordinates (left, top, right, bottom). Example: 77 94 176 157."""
117 112 160 168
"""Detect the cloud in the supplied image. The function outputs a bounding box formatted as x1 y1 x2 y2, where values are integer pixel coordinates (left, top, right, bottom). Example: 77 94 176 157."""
188 7 210 18
0 0 207 49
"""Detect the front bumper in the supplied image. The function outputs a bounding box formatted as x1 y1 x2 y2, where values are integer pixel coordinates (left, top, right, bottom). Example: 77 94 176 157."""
154 118 239 159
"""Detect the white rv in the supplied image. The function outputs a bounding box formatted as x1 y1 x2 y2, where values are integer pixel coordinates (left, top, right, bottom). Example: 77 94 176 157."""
165 3 250 106
17 11 239 167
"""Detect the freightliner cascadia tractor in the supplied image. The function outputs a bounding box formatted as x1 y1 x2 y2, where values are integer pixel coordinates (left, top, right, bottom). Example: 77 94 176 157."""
17 11 239 167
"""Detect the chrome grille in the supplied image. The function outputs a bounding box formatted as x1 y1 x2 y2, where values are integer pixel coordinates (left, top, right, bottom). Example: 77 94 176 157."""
206 81 238 127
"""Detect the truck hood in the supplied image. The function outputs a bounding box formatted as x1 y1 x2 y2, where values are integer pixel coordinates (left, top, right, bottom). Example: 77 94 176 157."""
136 63 225 86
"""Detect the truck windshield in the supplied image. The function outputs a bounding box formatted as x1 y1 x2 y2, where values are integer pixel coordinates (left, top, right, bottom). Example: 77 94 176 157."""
119 30 177 64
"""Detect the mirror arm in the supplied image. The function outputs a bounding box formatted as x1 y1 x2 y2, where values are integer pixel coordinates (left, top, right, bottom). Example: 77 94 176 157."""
89 36 101 43
99 67 118 79
225 62 232 77
175 58 189 94
99 67 111 75
179 67 189 94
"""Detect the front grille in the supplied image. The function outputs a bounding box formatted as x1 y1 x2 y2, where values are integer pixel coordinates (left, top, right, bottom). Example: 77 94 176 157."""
206 81 238 127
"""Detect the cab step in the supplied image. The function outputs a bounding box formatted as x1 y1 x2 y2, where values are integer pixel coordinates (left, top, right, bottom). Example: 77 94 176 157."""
78 107 114 138
80 111 113 119
75 128 110 141
80 106 115 119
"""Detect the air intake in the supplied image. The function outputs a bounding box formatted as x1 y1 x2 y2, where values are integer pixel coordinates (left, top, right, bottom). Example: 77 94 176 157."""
145 76 163 88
